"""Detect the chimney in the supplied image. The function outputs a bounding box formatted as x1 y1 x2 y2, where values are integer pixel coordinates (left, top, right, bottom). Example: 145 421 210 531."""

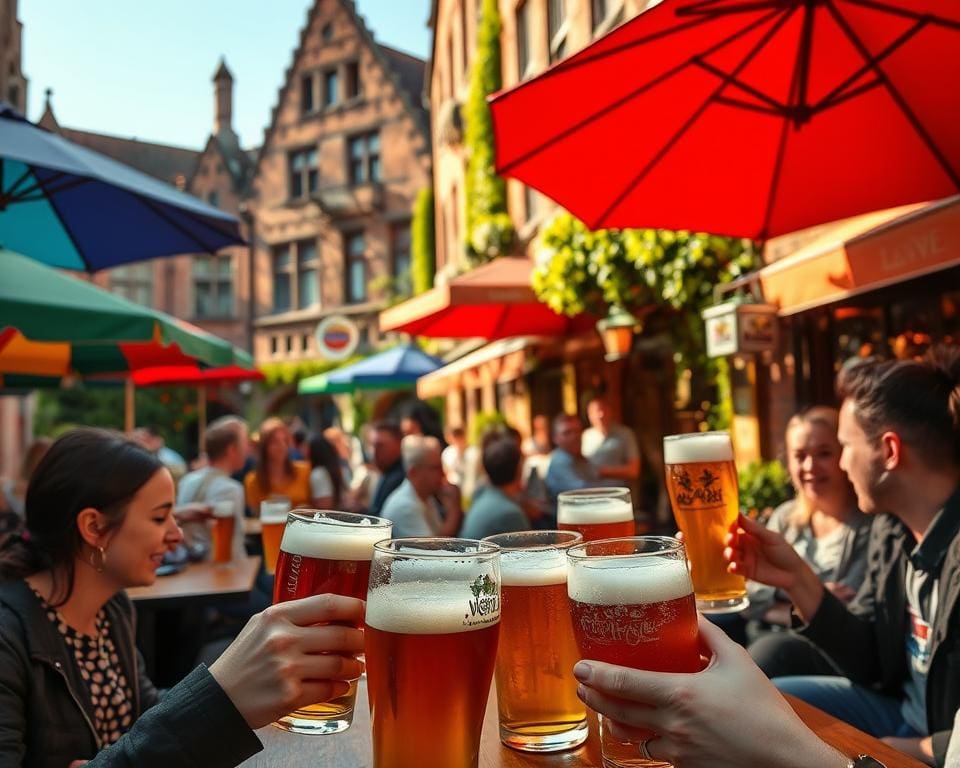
212 57 234 136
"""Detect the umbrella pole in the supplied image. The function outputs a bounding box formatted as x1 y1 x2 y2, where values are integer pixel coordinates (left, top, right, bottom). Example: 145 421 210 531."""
197 386 207 457
124 377 135 434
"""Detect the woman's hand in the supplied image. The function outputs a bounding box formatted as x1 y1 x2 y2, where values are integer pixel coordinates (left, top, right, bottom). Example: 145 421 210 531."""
209 594 365 729
573 616 850 768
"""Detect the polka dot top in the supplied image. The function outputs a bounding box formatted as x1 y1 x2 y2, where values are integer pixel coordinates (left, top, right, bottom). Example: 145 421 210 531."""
34 590 134 747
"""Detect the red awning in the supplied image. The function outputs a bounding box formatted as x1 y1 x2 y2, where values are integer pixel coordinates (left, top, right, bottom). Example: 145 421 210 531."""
379 257 594 339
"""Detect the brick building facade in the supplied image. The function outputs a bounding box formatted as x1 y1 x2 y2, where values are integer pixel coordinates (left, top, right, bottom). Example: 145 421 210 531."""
248 0 432 367
0 0 27 112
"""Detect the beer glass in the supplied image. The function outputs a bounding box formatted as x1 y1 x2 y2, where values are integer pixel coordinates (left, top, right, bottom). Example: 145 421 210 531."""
558 487 636 542
482 530 587 753
211 500 235 564
259 497 290 576
272 510 392 735
366 538 501 768
567 537 700 768
663 431 748 613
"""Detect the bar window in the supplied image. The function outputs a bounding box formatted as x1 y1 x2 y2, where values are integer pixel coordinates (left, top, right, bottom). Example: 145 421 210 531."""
345 231 367 303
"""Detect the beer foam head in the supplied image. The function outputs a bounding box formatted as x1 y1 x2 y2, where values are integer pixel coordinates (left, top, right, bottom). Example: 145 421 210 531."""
366 579 500 634
567 557 692 606
260 500 290 523
558 497 633 526
212 501 234 518
500 549 567 587
663 432 733 464
280 517 389 561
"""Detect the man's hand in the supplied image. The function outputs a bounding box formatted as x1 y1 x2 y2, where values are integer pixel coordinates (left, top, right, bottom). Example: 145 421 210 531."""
173 502 213 524
725 514 826 620
574 616 851 768
880 736 934 765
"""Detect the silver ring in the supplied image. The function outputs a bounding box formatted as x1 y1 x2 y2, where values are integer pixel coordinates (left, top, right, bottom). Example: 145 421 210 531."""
638 738 655 760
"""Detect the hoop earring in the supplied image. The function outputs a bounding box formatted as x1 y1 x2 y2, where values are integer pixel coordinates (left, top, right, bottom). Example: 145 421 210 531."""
90 546 107 573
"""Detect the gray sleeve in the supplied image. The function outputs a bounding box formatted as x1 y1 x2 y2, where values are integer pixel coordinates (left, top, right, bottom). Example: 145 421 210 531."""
943 710 960 768
619 427 640 461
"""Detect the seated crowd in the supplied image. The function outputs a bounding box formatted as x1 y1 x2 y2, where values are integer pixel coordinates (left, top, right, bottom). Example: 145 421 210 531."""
1 350 959 766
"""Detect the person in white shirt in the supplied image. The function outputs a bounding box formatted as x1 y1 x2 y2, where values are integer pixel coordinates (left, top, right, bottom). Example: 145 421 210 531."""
581 394 641 493
380 435 462 537
307 433 343 510
176 417 247 560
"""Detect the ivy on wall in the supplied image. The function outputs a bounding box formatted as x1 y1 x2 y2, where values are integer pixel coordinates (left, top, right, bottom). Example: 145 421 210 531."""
463 0 514 265
411 186 436 294
533 213 760 428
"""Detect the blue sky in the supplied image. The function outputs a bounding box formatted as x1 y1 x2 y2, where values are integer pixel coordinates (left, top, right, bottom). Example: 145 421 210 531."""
20 0 432 149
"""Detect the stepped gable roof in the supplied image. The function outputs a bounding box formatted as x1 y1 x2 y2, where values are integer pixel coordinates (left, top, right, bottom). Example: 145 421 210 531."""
252 0 432 179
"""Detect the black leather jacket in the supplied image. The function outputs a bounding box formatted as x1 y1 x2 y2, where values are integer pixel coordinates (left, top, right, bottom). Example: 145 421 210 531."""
0 580 261 767
797 502 960 768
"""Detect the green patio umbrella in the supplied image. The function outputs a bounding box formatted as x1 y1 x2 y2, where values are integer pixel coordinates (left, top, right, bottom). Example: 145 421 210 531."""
0 249 252 373
0 248 254 429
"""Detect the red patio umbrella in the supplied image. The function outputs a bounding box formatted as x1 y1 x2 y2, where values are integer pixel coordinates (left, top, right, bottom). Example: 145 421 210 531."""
490 0 960 241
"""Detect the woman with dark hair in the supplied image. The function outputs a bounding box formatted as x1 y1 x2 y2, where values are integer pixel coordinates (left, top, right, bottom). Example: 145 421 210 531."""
400 399 446 448
308 433 344 509
243 417 311 513
0 428 364 767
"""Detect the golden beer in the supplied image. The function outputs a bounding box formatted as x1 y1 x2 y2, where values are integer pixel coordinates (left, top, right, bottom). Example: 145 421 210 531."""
663 431 747 613
567 537 701 768
272 510 391 735
482 530 587 752
259 498 290 576
558 488 636 543
366 539 501 768
211 501 235 564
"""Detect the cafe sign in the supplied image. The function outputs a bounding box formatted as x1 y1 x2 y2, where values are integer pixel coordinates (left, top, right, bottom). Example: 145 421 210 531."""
315 315 360 361
702 302 779 358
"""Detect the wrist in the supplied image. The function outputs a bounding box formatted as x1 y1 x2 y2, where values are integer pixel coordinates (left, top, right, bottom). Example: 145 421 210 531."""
787 565 825 621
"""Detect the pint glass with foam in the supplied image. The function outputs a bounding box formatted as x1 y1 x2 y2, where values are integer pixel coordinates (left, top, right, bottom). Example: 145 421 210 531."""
482 530 587 752
558 488 635 543
272 510 392 735
663 431 747 613
366 538 501 768
567 536 700 768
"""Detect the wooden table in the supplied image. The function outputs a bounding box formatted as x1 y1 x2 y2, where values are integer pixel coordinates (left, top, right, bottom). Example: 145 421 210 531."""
129 556 261 683
239 680 926 768
128 555 261 609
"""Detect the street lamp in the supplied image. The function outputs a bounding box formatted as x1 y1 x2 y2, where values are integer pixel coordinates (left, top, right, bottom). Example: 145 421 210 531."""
597 305 640 361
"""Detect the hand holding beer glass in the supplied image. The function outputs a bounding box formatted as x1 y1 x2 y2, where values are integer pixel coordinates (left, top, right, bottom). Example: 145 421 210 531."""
482 530 588 753
663 431 748 613
365 538 501 768
259 497 290 576
271 510 392 734
558 488 636 542
567 536 700 768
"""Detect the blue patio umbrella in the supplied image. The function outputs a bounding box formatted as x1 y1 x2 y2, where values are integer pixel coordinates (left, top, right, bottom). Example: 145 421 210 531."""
0 103 243 270
298 345 443 395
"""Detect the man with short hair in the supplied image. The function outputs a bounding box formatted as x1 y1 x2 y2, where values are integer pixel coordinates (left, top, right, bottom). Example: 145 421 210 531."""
177 416 248 560
460 432 531 540
733 349 960 766
544 413 602 526
582 394 641 496
368 420 405 518
381 435 463 537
